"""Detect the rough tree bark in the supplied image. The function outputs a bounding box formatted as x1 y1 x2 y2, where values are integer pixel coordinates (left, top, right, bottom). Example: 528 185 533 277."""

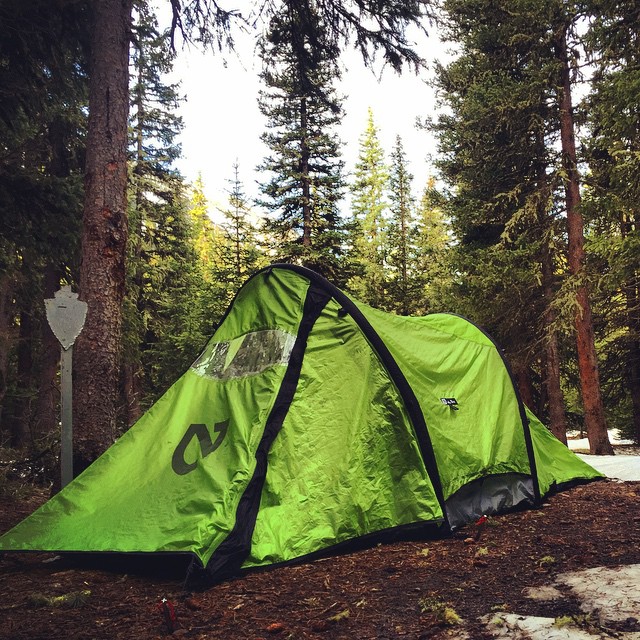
555 24 613 454
513 364 536 411
74 0 133 472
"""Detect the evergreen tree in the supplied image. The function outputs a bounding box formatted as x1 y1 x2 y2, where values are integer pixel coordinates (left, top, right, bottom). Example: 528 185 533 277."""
582 0 640 444
140 176 225 403
217 162 263 290
190 174 222 274
429 0 615 452
386 135 417 314
186 176 231 313
413 181 451 315
171 1 430 95
554 9 612 454
0 0 89 450
142 193 215 399
429 0 570 435
257 9 347 283
123 1 188 423
348 109 390 308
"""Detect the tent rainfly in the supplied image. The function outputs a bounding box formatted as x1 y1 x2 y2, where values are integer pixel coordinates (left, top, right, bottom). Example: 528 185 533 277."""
0 265 603 585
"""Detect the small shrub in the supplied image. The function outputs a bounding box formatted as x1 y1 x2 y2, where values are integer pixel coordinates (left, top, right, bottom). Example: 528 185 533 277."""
418 596 462 625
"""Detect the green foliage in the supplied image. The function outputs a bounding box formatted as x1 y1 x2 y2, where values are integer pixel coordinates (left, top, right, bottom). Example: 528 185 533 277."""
418 596 462 625
28 590 91 609
138 180 227 407
539 555 556 567
384 140 453 315
427 0 582 424
347 109 390 307
386 136 417 314
346 117 453 316
257 8 349 284
412 183 452 314
0 0 89 445
172 0 431 90
216 162 265 290
581 0 640 442
122 5 225 418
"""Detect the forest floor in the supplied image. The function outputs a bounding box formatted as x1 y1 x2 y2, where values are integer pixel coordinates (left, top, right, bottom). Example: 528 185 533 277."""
0 448 639 640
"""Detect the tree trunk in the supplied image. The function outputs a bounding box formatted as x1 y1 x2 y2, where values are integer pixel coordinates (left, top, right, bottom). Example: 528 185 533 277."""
123 362 143 425
626 286 640 445
74 0 132 472
400 190 409 315
555 24 612 454
300 96 312 250
513 363 535 410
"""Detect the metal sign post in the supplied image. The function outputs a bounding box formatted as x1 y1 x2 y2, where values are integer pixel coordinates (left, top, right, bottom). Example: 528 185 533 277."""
45 286 87 488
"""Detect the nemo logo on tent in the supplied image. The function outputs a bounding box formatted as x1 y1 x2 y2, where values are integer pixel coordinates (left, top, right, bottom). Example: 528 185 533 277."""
440 397 459 410
171 420 230 475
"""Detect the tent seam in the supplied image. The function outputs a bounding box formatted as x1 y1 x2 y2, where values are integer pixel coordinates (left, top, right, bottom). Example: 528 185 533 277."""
259 264 451 532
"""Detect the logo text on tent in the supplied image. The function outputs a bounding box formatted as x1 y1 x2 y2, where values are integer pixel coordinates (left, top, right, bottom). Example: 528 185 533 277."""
440 397 459 411
171 420 230 475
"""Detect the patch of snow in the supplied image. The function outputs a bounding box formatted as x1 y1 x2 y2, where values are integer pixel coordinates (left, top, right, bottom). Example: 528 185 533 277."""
575 454 640 482
565 429 640 481
556 565 640 626
567 429 634 451
483 613 604 639
483 565 640 639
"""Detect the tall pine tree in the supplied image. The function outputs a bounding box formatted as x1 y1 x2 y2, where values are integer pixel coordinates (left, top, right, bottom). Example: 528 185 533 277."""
216 162 263 290
123 1 188 423
386 135 418 314
257 8 347 283
583 0 640 444
348 109 390 308
413 181 451 315
554 6 612 453
429 0 571 436
0 0 89 451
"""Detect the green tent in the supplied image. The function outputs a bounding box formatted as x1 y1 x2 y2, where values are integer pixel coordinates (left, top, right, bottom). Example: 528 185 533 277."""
0 265 603 584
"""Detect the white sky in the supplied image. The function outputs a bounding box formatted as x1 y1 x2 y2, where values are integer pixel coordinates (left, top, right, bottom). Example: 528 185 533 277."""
161 14 448 215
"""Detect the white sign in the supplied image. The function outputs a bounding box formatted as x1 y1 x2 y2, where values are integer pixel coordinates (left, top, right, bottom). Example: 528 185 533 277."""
45 286 87 350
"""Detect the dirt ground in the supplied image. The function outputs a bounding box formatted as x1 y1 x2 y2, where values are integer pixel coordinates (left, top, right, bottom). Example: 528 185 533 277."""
0 465 639 640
